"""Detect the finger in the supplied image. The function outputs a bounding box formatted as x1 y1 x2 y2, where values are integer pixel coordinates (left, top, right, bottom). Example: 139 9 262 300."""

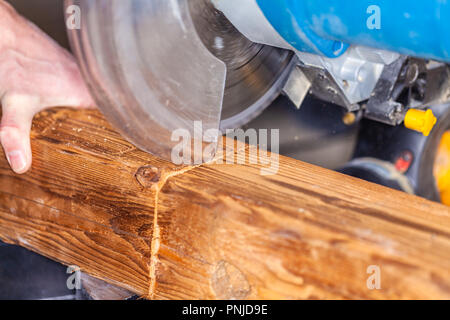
0 94 39 174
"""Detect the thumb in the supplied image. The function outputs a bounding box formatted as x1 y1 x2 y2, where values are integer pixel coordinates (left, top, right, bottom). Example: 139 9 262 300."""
0 95 40 174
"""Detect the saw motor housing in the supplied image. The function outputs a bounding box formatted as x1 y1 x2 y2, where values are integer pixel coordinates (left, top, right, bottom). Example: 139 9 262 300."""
215 0 450 125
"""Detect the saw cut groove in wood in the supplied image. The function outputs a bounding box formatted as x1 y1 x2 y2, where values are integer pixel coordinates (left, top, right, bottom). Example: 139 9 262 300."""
0 108 449 299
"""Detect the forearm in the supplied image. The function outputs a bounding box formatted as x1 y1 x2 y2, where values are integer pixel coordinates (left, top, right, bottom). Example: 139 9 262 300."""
0 0 15 17
0 0 17 50
0 1 65 62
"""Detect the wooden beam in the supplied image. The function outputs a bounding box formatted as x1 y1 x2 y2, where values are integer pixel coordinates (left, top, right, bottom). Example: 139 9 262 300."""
0 108 449 299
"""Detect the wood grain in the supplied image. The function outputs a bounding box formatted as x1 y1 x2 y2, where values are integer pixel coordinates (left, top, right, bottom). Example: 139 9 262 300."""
0 108 449 299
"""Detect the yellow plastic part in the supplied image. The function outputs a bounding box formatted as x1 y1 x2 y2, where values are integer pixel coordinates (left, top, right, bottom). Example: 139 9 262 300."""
434 131 450 206
404 109 437 136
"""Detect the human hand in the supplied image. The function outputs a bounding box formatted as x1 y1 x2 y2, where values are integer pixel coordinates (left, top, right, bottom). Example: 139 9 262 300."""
0 1 95 174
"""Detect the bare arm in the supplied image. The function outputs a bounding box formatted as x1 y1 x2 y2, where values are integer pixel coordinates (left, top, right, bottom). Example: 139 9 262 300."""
0 0 94 174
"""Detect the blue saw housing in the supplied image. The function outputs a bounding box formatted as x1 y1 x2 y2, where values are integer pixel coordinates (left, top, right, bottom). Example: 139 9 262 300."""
256 0 450 62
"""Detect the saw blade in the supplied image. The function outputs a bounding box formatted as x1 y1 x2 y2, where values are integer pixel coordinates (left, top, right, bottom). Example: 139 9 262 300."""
188 0 295 129
67 0 294 163
67 0 228 161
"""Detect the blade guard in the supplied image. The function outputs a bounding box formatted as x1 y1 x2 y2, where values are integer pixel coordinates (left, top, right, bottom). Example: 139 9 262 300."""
66 0 226 163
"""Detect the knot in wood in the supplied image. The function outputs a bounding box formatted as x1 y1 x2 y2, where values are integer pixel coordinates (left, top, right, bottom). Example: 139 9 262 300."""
211 260 251 299
135 166 161 188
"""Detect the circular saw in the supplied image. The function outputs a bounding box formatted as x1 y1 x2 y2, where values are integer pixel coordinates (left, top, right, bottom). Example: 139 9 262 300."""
67 0 450 162
66 0 294 160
